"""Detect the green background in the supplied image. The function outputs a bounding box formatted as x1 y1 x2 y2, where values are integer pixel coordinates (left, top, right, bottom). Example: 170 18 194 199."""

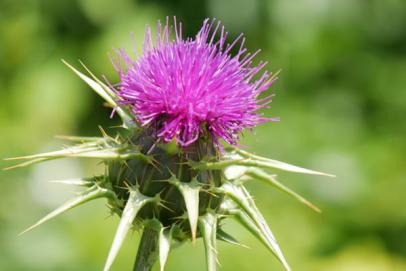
1 0 406 270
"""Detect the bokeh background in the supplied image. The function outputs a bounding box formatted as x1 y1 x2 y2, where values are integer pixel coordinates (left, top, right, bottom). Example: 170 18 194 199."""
1 0 406 270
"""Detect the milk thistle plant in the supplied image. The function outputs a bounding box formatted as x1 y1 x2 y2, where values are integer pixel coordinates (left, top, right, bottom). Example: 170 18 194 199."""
6 18 333 271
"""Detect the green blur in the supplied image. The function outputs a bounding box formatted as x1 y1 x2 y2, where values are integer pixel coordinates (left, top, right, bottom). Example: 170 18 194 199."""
1 0 405 270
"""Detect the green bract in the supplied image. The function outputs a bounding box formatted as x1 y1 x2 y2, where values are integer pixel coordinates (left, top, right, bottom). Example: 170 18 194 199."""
5 61 334 271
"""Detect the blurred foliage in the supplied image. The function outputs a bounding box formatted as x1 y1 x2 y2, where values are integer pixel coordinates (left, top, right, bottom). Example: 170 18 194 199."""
1 0 406 270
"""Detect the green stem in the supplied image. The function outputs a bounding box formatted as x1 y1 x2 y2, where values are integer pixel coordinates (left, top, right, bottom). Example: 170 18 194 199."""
133 226 160 271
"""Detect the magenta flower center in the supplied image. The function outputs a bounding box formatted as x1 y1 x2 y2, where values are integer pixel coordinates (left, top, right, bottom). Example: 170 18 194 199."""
115 18 278 147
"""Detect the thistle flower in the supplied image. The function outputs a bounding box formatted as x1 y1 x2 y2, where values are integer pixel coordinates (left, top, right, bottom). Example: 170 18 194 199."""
5 18 334 271
115 18 278 147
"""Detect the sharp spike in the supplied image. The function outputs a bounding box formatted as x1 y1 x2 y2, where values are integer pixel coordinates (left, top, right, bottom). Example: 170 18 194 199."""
170 178 200 241
72 149 149 161
62 59 117 107
98 125 112 140
48 177 96 187
4 145 98 160
216 228 249 249
55 135 104 142
19 186 112 235
3 158 46 170
193 157 334 177
5 144 151 170
226 146 335 177
103 189 155 271
79 60 120 101
61 59 135 129
159 226 173 271
228 208 277 255
218 183 291 271
199 212 218 271
245 168 321 213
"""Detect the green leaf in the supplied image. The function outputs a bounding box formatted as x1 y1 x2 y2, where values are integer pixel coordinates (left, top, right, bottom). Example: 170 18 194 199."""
218 183 291 271
20 185 114 235
245 168 321 213
103 188 155 271
199 212 218 271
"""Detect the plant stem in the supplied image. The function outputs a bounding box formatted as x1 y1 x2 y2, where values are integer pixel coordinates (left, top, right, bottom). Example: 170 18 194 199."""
133 226 160 271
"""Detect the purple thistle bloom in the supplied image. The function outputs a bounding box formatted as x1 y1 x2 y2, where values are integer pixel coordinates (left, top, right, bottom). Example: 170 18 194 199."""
115 18 279 147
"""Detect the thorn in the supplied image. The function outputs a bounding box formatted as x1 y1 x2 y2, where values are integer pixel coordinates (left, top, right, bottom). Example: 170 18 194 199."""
246 168 322 213
19 186 110 236
159 226 172 271
217 228 250 249
3 158 46 170
103 189 155 271
228 147 335 177
171 180 200 242
199 212 218 271
54 135 103 142
157 201 174 213
48 178 93 187
98 126 111 139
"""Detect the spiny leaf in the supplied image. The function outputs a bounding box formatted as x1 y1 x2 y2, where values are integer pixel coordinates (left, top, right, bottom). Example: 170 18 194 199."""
159 226 173 271
62 60 116 106
227 207 277 255
199 212 218 271
63 148 149 161
226 146 335 177
221 198 290 270
216 228 248 248
240 185 291 271
4 142 103 168
170 177 200 241
218 183 291 271
62 60 135 129
79 60 121 101
245 168 321 213
19 186 114 235
5 144 152 169
103 188 155 271
194 157 333 177
5 145 99 160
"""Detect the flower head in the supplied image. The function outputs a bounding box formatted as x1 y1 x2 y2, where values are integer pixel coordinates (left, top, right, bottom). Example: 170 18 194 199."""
115 18 278 147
